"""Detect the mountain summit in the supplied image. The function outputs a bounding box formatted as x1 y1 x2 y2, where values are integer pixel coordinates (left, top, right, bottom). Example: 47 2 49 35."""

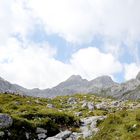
67 75 83 81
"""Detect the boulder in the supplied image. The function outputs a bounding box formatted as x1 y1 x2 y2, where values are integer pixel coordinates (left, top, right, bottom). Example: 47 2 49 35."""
0 114 13 129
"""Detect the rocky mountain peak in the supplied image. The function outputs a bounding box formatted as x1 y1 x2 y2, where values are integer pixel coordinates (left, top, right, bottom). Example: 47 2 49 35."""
90 75 115 88
136 71 140 81
0 77 6 82
67 75 83 81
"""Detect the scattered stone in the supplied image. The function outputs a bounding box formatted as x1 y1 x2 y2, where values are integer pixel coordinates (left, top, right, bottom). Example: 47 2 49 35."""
67 97 77 104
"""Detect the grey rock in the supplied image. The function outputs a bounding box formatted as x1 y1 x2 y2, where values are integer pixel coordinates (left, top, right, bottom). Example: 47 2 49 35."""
38 133 47 140
55 130 72 139
46 130 71 140
67 97 77 104
75 112 83 117
0 114 13 129
82 130 92 138
82 102 87 108
25 132 30 139
95 102 108 110
87 102 94 110
0 131 4 137
47 104 55 108
36 127 47 134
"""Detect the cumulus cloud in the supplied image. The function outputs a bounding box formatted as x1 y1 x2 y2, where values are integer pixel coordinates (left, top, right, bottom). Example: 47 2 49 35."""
70 47 122 80
28 0 140 44
124 63 140 81
0 39 122 89
26 0 140 63
0 0 37 45
0 0 140 88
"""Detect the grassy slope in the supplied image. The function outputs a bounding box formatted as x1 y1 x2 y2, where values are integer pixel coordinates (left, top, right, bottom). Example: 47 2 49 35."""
0 93 80 139
1 93 140 140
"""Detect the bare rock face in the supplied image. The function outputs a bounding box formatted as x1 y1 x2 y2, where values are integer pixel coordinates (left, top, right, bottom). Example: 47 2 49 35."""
0 114 13 129
46 130 72 140
90 76 115 88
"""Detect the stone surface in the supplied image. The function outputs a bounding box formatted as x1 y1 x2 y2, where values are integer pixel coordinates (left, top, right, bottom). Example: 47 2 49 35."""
38 133 47 140
0 114 13 129
46 130 72 140
87 102 94 110
36 127 47 134
0 131 4 137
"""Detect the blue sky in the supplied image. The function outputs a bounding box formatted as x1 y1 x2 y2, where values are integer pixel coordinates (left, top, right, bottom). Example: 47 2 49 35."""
0 0 140 89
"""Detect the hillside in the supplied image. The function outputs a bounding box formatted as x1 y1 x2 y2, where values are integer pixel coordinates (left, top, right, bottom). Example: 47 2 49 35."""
1 93 140 139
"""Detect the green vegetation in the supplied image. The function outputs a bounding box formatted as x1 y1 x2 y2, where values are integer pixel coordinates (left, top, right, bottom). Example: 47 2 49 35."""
1 93 140 140
91 109 140 140
0 93 80 139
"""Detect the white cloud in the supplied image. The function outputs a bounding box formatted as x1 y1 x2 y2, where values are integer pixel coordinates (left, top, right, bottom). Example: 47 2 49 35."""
70 47 122 80
0 40 122 88
124 63 140 80
0 0 140 88
0 0 36 46
28 0 140 44
0 37 73 89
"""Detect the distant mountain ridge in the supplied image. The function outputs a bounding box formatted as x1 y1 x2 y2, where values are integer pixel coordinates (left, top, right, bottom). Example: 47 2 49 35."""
1 72 140 100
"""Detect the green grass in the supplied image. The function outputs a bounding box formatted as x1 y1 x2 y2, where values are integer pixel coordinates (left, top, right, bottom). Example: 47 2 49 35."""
91 109 140 140
0 93 80 139
1 93 140 140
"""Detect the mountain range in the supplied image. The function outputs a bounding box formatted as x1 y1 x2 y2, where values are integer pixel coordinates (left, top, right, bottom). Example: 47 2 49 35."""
1 72 140 99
